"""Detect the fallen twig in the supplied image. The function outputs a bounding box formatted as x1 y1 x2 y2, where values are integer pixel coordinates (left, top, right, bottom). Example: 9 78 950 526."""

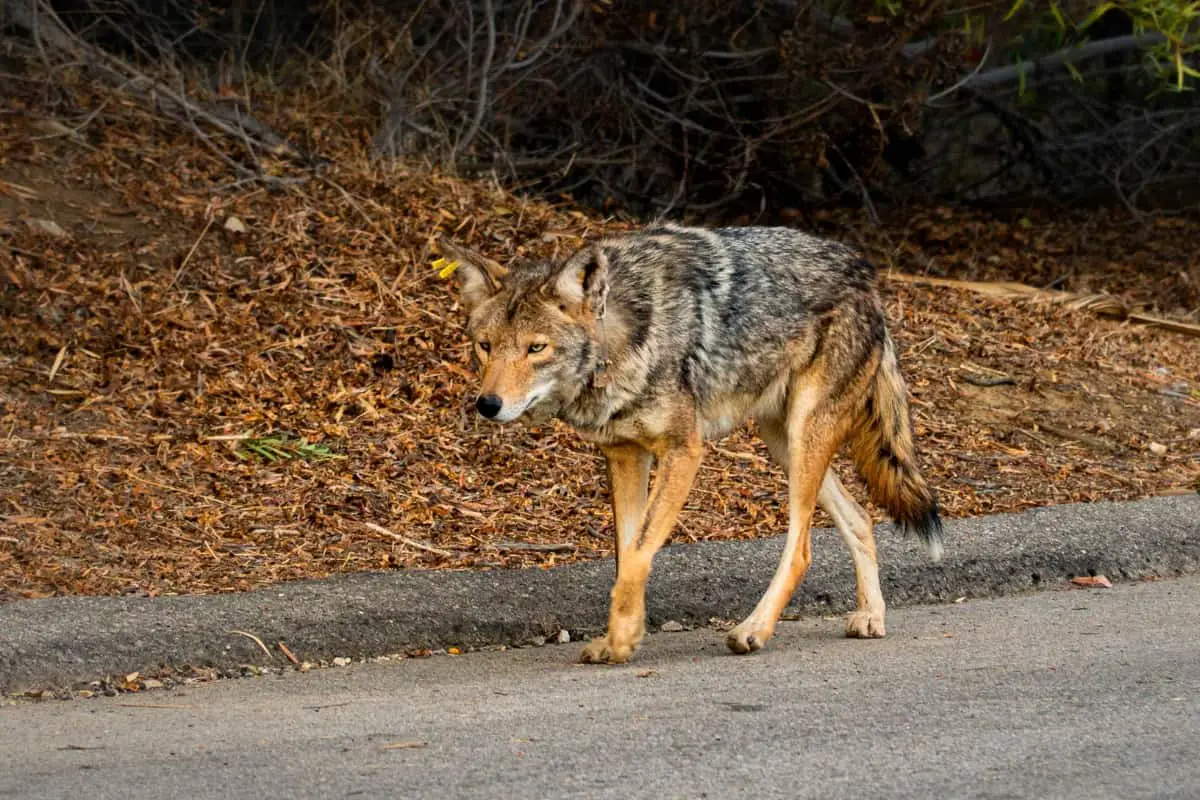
120 471 234 507
1070 575 1113 589
47 346 67 381
489 541 575 553
229 629 273 659
1034 422 1120 453
278 641 300 665
885 273 1200 338
961 371 1016 387
1011 427 1054 449
167 213 215 291
362 521 455 557
710 444 763 463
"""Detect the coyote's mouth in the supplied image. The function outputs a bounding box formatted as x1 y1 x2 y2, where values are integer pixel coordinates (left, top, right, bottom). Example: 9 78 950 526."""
484 390 547 424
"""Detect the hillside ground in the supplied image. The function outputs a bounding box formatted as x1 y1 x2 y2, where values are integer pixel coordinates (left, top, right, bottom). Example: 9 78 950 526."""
2 68 1198 600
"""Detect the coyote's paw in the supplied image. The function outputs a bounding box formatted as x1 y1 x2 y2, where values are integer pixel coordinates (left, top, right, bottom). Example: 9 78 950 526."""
845 610 886 639
579 636 636 665
725 622 774 655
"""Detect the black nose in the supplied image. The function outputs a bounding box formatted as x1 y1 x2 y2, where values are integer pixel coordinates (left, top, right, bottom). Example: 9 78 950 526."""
476 394 503 419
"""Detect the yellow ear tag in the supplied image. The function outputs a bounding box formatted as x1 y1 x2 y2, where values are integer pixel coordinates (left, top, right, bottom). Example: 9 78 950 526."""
431 257 460 279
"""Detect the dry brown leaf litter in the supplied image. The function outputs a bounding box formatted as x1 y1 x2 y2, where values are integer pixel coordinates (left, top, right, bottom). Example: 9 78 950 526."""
1 78 1198 601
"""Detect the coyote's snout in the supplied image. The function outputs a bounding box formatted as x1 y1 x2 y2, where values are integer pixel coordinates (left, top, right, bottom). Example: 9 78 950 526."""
441 224 943 664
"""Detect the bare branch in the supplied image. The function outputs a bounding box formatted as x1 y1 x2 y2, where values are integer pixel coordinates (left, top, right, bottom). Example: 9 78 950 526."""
962 33 1168 93
452 0 497 160
927 39 993 105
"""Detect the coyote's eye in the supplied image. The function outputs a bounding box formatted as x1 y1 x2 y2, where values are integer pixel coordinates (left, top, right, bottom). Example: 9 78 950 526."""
528 343 547 354
478 341 491 354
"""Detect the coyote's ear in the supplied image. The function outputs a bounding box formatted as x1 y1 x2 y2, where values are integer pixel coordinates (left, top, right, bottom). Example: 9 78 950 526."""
437 238 508 314
550 245 609 316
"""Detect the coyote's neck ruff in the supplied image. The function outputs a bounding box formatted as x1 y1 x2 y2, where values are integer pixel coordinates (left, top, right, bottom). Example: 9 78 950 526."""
441 223 943 665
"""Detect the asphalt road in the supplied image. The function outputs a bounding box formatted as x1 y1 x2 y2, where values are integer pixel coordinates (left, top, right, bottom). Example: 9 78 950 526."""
4 576 1200 800
4 494 1198 694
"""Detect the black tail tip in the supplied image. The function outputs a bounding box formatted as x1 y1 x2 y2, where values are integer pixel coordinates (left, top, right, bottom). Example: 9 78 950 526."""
899 500 944 563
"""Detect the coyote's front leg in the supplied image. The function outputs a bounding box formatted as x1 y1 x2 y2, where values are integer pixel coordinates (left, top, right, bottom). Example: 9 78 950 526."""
581 432 702 664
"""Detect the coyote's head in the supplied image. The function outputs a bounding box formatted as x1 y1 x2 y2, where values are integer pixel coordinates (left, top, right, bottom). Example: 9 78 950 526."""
439 238 609 424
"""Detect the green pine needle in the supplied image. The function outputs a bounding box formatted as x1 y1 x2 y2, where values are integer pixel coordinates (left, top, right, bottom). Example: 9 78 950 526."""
234 433 346 463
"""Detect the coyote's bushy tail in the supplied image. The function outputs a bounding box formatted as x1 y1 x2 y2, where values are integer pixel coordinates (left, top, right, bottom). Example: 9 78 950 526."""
848 334 944 562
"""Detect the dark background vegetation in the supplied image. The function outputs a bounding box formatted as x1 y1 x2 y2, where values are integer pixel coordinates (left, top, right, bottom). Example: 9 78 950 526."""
5 0 1200 221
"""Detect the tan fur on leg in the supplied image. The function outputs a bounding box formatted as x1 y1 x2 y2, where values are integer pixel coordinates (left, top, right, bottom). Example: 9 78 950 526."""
757 418 887 640
728 377 849 654
602 444 652 556
819 471 887 637
581 431 703 664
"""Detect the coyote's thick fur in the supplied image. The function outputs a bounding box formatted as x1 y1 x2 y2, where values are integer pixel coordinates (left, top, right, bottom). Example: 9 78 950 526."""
440 224 943 664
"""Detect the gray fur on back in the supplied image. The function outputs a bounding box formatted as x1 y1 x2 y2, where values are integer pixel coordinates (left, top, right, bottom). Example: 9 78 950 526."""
566 224 879 429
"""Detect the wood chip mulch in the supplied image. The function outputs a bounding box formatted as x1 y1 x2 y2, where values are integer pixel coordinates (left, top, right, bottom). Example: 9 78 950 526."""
1 78 1198 601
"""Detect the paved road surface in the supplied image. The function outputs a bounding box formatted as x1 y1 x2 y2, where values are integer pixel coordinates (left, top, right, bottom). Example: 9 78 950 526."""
4 577 1199 799
6 495 1199 694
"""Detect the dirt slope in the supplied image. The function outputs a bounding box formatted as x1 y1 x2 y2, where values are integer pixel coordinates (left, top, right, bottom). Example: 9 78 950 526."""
1 78 1197 600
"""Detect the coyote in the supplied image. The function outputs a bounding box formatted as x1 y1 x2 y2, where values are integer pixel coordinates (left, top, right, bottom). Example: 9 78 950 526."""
438 224 943 664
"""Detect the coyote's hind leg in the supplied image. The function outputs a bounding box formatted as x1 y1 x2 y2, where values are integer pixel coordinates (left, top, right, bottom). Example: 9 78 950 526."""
819 471 886 638
755 417 886 643
727 379 843 654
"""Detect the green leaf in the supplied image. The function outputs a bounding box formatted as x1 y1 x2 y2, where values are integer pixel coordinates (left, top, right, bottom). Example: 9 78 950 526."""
1078 3 1117 31
1049 3 1068 31
1004 0 1028 22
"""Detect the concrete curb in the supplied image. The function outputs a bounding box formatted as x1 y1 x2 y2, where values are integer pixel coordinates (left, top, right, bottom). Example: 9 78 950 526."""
2 494 1197 693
